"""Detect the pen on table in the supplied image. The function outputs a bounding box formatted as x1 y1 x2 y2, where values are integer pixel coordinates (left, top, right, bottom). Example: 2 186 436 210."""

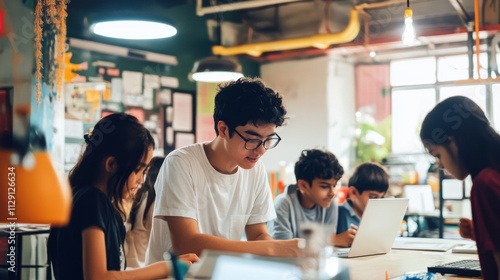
170 252 183 280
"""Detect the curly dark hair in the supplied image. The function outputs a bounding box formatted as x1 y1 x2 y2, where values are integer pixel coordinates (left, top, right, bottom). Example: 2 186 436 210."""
213 77 287 136
294 149 344 185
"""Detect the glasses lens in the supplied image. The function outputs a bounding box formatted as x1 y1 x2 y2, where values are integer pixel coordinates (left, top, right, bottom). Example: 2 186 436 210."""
263 138 280 149
245 139 262 150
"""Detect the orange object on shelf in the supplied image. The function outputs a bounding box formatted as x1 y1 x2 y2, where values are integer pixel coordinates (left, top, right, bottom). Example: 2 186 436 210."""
0 150 72 226
336 186 349 204
269 171 276 199
277 180 285 195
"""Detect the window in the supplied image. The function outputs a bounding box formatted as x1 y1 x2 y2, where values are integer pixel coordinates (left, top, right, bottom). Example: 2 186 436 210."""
440 85 487 112
390 53 496 155
392 88 436 153
437 53 488 82
390 57 436 86
493 84 500 132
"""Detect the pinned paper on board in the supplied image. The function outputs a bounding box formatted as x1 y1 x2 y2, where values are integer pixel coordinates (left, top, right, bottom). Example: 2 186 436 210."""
65 82 106 122
175 133 195 149
172 92 192 131
122 71 143 106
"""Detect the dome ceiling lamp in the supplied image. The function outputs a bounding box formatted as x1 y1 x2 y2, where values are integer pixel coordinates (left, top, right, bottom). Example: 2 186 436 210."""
190 56 243 83
190 7 243 83
90 15 177 40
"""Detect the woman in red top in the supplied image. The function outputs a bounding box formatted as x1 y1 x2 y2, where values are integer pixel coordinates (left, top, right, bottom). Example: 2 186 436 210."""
420 96 500 280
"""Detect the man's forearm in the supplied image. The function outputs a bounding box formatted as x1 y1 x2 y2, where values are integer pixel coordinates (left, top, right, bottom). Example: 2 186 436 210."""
175 233 272 255
173 233 298 257
252 232 274 241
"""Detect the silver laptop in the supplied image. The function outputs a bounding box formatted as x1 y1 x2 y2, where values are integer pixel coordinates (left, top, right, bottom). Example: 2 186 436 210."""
335 198 409 258
188 250 299 279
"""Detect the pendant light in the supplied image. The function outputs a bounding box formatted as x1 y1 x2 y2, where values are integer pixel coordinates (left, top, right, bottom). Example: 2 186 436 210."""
402 0 416 46
91 19 177 40
190 11 243 83
190 56 243 83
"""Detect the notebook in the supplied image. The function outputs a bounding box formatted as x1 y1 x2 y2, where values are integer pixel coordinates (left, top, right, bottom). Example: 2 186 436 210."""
335 198 409 258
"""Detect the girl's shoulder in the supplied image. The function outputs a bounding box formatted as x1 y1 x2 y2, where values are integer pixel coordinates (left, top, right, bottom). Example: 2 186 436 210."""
73 186 109 208
473 168 500 188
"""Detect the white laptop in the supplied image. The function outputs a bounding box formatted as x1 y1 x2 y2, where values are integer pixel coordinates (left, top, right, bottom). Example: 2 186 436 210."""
335 198 409 258
188 250 298 279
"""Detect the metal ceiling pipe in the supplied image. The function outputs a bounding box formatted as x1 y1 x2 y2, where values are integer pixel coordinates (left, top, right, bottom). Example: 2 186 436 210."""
212 9 360 57
196 0 304 16
354 0 406 11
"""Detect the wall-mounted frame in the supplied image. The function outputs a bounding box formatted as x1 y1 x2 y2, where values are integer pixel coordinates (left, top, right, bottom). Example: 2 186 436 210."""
160 88 196 155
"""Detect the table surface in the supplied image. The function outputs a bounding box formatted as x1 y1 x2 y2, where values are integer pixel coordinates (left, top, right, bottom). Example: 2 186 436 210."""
339 247 479 280
0 224 50 235
178 237 480 280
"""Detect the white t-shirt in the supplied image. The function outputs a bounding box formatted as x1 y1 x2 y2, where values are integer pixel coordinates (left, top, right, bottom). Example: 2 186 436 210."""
145 143 276 264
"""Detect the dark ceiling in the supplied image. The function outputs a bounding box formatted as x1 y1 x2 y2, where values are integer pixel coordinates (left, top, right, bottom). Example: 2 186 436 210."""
65 0 481 60
66 0 211 58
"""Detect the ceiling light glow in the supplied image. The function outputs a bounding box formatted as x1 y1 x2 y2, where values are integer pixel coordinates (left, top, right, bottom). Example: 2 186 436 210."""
191 71 243 83
91 20 177 40
402 2 416 46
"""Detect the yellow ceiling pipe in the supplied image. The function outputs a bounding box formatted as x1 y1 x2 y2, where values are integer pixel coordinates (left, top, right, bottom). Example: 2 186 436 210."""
212 9 360 57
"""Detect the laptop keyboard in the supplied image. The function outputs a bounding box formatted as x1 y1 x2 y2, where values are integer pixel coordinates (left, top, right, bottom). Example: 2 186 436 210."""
427 259 481 277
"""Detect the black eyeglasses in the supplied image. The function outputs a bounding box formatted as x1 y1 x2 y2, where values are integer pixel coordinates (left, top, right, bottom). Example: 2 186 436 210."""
232 129 281 150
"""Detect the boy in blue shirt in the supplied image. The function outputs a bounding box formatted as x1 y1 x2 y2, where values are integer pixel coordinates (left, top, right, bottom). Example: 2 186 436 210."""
273 149 355 247
336 162 389 238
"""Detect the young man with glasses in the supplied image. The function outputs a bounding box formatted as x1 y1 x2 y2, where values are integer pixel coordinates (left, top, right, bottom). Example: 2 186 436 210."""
145 78 300 264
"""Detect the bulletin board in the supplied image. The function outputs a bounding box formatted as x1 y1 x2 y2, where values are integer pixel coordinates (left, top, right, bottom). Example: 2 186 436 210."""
62 46 197 164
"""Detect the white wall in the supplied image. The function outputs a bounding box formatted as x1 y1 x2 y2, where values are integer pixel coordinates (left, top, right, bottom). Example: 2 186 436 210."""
260 55 355 179
327 57 356 173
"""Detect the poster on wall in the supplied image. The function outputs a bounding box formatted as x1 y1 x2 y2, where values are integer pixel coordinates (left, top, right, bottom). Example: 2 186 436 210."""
172 92 192 131
175 133 195 149
65 82 106 123
122 71 143 106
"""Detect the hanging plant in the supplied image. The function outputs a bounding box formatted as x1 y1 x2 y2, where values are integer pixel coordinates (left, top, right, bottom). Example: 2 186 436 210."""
34 0 69 104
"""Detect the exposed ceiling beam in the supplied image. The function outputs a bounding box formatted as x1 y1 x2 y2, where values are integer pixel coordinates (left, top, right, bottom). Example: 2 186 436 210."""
196 0 304 16
447 0 471 27
354 0 406 11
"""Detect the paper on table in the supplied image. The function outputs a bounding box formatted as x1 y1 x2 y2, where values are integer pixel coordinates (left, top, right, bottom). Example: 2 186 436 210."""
392 239 457 252
452 244 477 254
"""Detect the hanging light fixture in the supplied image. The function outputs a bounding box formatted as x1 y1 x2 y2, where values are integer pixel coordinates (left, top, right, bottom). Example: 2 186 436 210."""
91 20 176 40
402 0 416 46
190 56 243 83
90 14 177 40
190 10 243 83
